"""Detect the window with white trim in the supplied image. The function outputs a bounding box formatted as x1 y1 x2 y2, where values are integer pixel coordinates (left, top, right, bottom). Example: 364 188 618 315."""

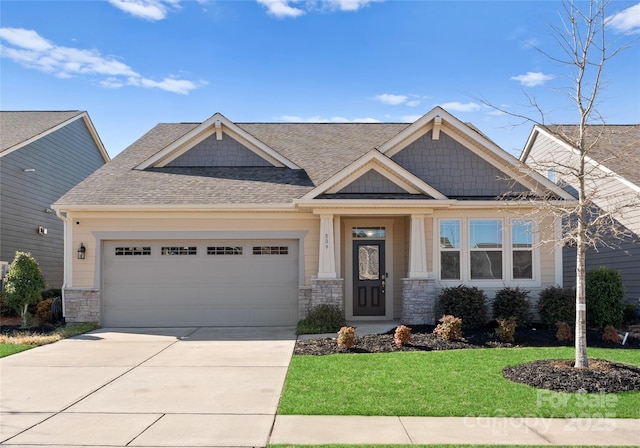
469 220 503 280
439 220 461 280
161 246 197 255
512 220 533 279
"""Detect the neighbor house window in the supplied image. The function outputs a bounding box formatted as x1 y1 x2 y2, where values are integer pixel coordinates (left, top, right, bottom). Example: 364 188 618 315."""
115 247 151 256
253 246 288 255
439 220 460 280
208 246 243 255
512 220 533 279
161 246 197 255
469 220 503 280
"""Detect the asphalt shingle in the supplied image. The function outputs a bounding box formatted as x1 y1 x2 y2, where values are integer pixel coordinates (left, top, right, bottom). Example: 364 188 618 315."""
0 111 84 153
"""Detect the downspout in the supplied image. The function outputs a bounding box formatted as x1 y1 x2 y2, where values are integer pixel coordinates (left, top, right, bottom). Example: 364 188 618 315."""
54 209 69 324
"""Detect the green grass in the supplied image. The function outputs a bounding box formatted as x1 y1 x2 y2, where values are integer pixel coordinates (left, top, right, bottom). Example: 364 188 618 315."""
0 323 100 357
270 446 631 448
0 344 34 358
269 446 632 448
279 347 640 418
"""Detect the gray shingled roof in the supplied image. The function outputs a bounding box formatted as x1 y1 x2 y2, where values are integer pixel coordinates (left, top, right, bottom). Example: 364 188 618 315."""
0 111 83 153
545 124 640 187
55 122 411 207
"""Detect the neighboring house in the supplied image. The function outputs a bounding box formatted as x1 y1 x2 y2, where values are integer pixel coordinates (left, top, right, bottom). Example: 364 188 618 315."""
0 111 109 289
521 124 640 305
52 107 574 326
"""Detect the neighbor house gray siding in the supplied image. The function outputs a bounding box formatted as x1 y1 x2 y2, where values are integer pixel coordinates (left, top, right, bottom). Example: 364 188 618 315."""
563 236 640 306
0 118 106 288
392 131 529 197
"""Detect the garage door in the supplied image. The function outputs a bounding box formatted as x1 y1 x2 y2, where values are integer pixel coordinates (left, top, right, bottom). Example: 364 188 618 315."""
102 239 299 327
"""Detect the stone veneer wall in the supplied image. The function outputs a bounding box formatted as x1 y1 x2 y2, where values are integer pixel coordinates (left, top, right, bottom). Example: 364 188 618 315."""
401 278 436 325
298 286 312 319
64 288 100 323
310 278 344 311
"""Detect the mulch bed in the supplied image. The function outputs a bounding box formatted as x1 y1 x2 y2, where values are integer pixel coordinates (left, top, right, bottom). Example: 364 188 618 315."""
295 324 640 393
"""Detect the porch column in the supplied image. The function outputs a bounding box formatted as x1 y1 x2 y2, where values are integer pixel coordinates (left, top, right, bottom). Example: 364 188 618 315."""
317 214 337 279
409 214 429 278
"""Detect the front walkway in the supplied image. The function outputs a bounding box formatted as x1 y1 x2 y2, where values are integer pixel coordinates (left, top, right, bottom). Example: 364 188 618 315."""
0 326 296 447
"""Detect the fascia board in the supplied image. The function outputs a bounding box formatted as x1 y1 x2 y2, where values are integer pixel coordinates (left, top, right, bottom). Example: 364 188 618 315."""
326 161 421 194
81 112 111 162
377 106 445 155
51 203 298 213
1 111 86 158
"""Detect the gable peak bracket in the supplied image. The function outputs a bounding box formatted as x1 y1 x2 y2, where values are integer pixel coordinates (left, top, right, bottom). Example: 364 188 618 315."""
215 119 223 141
432 116 442 141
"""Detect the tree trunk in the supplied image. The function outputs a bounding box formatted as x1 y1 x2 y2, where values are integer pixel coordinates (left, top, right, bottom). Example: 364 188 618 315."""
575 206 588 368
21 303 29 329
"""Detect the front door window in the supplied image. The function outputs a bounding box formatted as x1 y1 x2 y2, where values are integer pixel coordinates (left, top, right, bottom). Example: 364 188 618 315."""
353 239 385 316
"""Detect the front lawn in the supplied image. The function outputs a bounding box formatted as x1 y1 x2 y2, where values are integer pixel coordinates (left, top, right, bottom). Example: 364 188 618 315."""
0 323 99 358
270 446 631 448
279 347 639 418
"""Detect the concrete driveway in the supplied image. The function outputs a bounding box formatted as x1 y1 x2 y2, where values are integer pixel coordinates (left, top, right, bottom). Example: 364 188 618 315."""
0 326 296 447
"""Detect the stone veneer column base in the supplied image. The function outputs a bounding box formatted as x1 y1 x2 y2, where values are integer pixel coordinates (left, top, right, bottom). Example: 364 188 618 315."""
309 277 345 316
401 278 436 325
298 286 312 320
63 288 100 323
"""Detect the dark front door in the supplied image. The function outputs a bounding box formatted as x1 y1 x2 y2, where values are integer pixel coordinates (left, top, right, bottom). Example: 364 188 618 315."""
353 240 385 316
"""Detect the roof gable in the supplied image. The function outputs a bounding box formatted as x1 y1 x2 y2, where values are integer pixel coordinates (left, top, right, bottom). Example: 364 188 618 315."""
136 113 299 170
0 111 109 162
300 149 447 200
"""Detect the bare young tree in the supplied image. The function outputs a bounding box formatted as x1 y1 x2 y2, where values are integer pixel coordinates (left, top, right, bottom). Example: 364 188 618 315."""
487 0 639 368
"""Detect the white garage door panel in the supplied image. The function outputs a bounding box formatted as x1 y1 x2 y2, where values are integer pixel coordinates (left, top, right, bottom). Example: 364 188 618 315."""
102 240 299 327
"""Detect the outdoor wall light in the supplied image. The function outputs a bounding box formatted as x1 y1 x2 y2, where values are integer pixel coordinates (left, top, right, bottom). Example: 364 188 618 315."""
77 243 86 259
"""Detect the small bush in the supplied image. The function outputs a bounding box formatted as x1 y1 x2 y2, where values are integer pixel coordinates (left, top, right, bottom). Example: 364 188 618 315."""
337 326 356 349
35 298 53 323
555 321 573 342
297 304 346 335
41 288 61 299
623 303 639 326
586 267 625 329
434 315 463 341
0 291 12 317
3 252 46 328
538 286 576 327
394 325 411 347
492 287 531 326
436 286 487 329
495 317 517 343
602 325 621 344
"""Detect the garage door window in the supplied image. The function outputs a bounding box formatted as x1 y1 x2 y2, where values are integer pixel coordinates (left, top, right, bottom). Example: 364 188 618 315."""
253 246 288 255
161 246 197 255
115 247 151 256
208 246 243 255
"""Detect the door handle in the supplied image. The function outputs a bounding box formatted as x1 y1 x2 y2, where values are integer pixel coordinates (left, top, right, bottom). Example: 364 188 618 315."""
381 280 385 294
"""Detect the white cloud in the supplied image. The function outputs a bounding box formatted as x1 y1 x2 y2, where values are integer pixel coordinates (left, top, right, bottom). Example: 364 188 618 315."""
375 93 407 105
108 0 178 21
440 102 481 112
607 3 640 34
257 0 305 18
278 115 380 123
324 0 380 12
510 71 555 87
406 100 421 107
401 114 423 122
0 27 200 94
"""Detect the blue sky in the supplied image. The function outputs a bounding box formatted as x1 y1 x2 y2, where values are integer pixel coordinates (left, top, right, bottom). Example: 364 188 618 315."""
1 0 639 158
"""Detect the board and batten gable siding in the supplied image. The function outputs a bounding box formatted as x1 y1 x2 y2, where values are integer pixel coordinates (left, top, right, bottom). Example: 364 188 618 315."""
68 211 319 289
391 130 530 197
0 118 106 288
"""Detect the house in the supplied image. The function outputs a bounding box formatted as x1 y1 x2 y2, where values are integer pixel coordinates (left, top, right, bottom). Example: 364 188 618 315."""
1 111 110 289
521 124 640 306
52 107 574 327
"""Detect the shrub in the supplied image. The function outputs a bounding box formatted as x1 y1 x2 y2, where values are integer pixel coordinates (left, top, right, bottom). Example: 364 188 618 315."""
296 304 346 335
555 321 573 342
0 291 12 317
394 325 411 347
538 286 576 327
623 303 639 326
35 298 53 323
433 315 463 341
602 325 621 344
586 267 625 329
492 287 531 326
2 252 46 328
41 288 62 300
495 317 517 343
436 286 487 329
337 326 356 349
